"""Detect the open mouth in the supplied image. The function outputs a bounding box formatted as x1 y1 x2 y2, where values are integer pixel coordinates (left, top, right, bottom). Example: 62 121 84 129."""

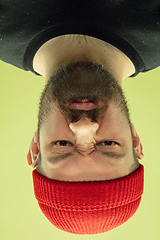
68 99 99 110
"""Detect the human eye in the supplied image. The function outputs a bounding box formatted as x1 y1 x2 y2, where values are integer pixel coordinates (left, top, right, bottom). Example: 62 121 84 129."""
98 141 118 146
53 141 73 147
96 141 119 151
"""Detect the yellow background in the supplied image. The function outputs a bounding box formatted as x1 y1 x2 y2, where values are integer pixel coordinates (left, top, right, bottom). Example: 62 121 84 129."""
0 60 160 240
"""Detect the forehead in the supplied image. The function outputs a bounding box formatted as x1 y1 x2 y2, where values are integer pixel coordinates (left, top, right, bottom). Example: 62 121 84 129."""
37 145 138 182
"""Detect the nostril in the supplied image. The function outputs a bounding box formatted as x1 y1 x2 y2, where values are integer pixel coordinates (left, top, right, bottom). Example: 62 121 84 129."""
72 118 81 123
69 118 99 140
71 117 95 123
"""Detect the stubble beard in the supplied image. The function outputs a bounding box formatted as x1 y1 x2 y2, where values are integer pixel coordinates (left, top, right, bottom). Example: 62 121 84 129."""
38 61 130 128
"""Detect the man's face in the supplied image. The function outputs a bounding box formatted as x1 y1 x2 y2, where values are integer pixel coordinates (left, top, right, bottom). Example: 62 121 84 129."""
36 62 140 181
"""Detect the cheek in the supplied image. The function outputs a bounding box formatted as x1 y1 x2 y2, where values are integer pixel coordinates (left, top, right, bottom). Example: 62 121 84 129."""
40 114 73 149
45 108 68 132
98 110 130 136
96 115 117 137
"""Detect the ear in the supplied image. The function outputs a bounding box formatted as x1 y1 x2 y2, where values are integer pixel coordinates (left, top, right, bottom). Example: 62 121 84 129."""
27 130 39 168
130 123 144 160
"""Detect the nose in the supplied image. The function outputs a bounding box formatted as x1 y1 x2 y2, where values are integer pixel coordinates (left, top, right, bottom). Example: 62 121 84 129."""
69 117 99 154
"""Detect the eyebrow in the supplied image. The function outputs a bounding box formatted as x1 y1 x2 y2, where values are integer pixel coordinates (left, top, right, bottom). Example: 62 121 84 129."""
47 152 74 163
46 151 126 163
101 152 126 159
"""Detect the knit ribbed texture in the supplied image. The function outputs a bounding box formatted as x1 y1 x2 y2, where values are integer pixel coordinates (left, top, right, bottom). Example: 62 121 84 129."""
32 164 144 234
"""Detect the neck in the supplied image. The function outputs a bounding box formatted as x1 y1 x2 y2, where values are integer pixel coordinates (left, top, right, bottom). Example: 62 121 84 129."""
33 34 135 85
